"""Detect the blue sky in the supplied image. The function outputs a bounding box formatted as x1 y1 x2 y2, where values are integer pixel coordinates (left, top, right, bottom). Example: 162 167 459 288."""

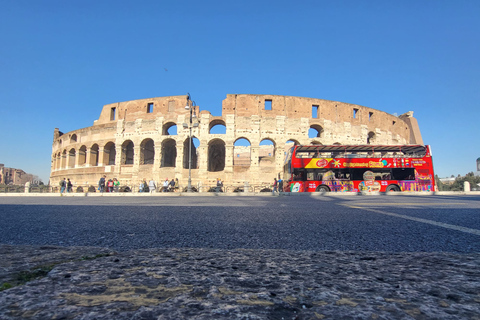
1 0 479 183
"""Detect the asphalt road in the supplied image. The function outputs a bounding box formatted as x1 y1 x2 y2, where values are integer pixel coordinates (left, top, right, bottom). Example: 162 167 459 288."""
0 194 479 253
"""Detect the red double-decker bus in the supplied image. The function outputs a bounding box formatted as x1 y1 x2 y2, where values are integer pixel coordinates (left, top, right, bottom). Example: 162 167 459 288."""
283 145 435 193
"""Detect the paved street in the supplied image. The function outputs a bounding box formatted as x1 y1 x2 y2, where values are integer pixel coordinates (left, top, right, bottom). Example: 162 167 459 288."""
0 194 479 252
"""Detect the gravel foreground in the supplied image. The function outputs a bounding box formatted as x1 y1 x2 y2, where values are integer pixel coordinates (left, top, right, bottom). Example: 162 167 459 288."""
0 244 479 320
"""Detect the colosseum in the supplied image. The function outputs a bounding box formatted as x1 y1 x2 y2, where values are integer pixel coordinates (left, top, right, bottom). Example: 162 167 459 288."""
50 94 423 190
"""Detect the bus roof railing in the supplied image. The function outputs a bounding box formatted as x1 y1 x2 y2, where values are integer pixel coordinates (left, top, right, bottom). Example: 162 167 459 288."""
294 145 427 156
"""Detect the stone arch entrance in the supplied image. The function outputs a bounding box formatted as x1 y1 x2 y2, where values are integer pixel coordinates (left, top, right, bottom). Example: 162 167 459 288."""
209 120 226 134
90 144 99 166
367 132 376 144
308 124 324 138
163 122 177 135
183 137 198 169
234 138 251 167
161 139 176 167
121 140 134 165
259 139 275 166
68 148 76 168
79 145 87 166
104 142 116 165
208 139 225 172
140 139 154 165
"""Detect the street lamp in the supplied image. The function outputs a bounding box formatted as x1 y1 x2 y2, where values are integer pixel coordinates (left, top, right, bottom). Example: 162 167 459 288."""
183 93 199 192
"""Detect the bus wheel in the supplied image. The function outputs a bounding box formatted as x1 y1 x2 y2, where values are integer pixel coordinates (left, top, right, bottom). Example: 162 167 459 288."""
386 185 400 192
316 185 330 192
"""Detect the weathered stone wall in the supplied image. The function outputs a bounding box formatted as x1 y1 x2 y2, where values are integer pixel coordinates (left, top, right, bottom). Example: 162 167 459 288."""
50 94 423 188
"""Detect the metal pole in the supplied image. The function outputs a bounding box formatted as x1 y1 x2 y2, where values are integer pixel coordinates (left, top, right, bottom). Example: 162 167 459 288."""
187 104 193 192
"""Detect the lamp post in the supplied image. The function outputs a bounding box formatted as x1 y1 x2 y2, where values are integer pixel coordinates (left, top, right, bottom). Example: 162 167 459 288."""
183 93 198 192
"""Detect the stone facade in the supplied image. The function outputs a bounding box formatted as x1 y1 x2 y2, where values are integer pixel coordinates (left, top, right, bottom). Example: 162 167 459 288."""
50 94 423 188
0 164 38 185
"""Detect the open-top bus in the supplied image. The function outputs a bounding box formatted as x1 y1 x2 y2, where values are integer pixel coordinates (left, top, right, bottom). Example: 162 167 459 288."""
283 144 435 193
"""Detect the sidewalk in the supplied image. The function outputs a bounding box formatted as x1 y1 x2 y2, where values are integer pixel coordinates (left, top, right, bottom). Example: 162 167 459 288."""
1 244 479 319
1 191 480 197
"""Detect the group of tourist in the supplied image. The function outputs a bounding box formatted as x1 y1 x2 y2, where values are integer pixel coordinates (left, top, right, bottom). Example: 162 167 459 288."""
98 175 120 192
139 178 179 193
59 178 73 193
272 177 284 194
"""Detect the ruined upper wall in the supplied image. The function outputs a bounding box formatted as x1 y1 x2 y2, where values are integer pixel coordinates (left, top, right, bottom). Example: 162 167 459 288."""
222 94 415 139
94 95 193 125
70 93 421 146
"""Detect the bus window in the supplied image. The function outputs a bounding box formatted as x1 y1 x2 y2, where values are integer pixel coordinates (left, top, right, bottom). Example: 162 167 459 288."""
392 168 415 180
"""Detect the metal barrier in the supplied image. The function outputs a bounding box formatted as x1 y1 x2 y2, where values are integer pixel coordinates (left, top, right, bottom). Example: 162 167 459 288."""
1 182 276 194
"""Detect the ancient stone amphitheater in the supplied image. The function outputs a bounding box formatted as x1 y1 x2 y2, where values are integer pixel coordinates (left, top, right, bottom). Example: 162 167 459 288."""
50 94 423 190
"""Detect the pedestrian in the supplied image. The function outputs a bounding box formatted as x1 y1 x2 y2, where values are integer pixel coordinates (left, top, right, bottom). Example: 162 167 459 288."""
169 178 175 192
149 179 156 193
216 178 223 193
98 175 106 193
67 178 73 193
278 178 283 193
139 179 148 192
113 178 120 192
175 178 179 192
163 178 169 192
107 179 114 192
272 178 278 194
60 178 66 193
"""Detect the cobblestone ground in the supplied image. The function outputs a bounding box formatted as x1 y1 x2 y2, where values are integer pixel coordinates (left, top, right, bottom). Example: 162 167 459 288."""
0 244 479 319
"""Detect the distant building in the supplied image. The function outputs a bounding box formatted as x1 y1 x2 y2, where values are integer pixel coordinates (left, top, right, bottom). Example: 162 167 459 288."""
0 164 38 185
439 177 455 185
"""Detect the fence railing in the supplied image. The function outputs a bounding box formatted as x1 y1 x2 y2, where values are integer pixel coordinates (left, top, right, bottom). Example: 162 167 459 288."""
0 183 275 194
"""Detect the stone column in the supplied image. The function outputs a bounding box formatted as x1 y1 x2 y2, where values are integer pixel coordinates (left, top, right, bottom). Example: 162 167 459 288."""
98 147 105 167
153 144 162 171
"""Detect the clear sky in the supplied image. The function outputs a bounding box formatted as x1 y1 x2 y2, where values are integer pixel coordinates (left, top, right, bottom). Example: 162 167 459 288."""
1 0 479 183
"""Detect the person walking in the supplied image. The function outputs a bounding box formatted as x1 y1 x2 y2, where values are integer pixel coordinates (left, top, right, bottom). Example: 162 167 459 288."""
60 178 66 194
149 179 156 193
98 175 106 193
67 179 73 193
272 178 278 194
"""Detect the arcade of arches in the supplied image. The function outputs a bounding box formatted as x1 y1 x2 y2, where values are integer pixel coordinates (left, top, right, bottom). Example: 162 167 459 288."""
50 94 422 188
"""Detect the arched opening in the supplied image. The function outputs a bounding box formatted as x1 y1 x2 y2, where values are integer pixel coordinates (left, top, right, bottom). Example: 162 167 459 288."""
51 154 56 171
163 122 177 135
209 120 226 134
60 149 67 168
333 142 341 145
308 125 324 139
68 148 76 168
367 132 376 144
90 144 99 166
161 139 177 167
122 140 134 165
208 139 225 172
284 140 299 160
140 139 154 165
104 142 116 165
234 138 251 167
79 145 87 166
311 141 323 145
70 134 77 143
183 137 200 169
259 139 275 166
56 152 61 170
